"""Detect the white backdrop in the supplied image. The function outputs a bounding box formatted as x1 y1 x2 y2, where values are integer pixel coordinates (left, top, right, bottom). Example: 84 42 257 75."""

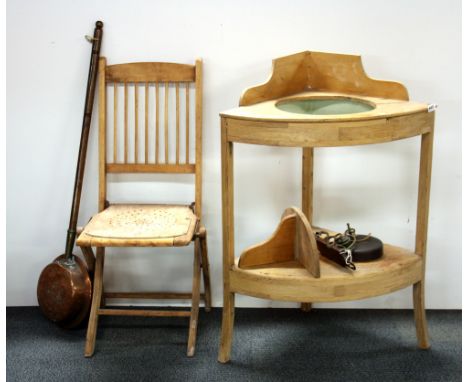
7 0 461 308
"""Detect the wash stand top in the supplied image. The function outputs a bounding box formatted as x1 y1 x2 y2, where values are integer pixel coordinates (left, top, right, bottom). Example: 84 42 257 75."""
220 51 434 148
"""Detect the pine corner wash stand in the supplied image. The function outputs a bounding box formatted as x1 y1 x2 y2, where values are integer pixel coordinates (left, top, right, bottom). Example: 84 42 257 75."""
218 51 435 363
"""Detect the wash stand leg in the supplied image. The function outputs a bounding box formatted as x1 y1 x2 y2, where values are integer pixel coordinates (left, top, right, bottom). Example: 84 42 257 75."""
412 130 434 349
301 147 314 312
413 281 430 348
218 292 235 363
219 120 236 363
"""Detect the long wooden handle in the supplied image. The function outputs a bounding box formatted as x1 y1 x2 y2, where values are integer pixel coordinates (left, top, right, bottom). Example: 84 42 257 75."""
65 21 104 260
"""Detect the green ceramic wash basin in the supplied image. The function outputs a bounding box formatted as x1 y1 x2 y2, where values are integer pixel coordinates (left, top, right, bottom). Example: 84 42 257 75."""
275 98 375 115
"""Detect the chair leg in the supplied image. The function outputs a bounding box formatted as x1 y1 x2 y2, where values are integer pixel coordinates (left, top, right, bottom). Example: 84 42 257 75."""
300 303 312 312
187 239 201 357
413 281 430 349
218 291 235 363
199 230 212 312
100 251 106 308
84 248 105 357
80 246 95 274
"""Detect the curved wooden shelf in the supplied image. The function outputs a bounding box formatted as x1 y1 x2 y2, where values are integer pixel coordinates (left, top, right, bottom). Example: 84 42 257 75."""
231 244 422 303
223 91 428 123
222 91 433 148
225 109 433 148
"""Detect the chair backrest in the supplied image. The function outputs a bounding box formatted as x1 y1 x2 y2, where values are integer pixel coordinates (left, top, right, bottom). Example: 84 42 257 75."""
97 57 203 216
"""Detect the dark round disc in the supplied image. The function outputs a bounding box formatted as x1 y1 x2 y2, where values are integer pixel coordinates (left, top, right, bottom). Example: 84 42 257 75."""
353 235 383 262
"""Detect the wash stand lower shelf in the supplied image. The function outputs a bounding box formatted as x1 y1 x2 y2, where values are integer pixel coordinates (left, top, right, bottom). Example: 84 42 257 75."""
231 245 422 303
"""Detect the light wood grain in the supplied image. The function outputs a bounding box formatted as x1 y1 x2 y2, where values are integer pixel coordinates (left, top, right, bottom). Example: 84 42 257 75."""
413 281 430 348
155 82 160 163
239 207 320 277
198 226 212 312
84 248 104 357
81 204 195 238
176 82 180 164
232 245 422 302
80 246 95 274
106 163 195 173
164 82 169 164
113 83 117 163
289 207 320 278
301 148 313 221
240 51 308 107
77 204 198 247
226 92 427 123
219 117 235 363
98 57 107 211
221 118 235 272
104 292 206 300
77 58 211 357
218 292 235 363
239 51 408 106
79 57 209 358
106 62 195 83
145 82 148 164
239 215 296 267
186 82 190 164
187 238 201 356
225 109 432 148
301 147 313 312
134 83 138 163
124 82 128 163
412 126 434 349
98 309 191 317
195 59 203 216
104 61 201 172
218 53 434 361
415 129 434 259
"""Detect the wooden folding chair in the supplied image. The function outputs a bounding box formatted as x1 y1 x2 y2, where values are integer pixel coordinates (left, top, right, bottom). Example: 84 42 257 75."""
76 57 211 357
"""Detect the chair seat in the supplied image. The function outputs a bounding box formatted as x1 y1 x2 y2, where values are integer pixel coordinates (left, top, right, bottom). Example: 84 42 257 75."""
76 204 198 247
